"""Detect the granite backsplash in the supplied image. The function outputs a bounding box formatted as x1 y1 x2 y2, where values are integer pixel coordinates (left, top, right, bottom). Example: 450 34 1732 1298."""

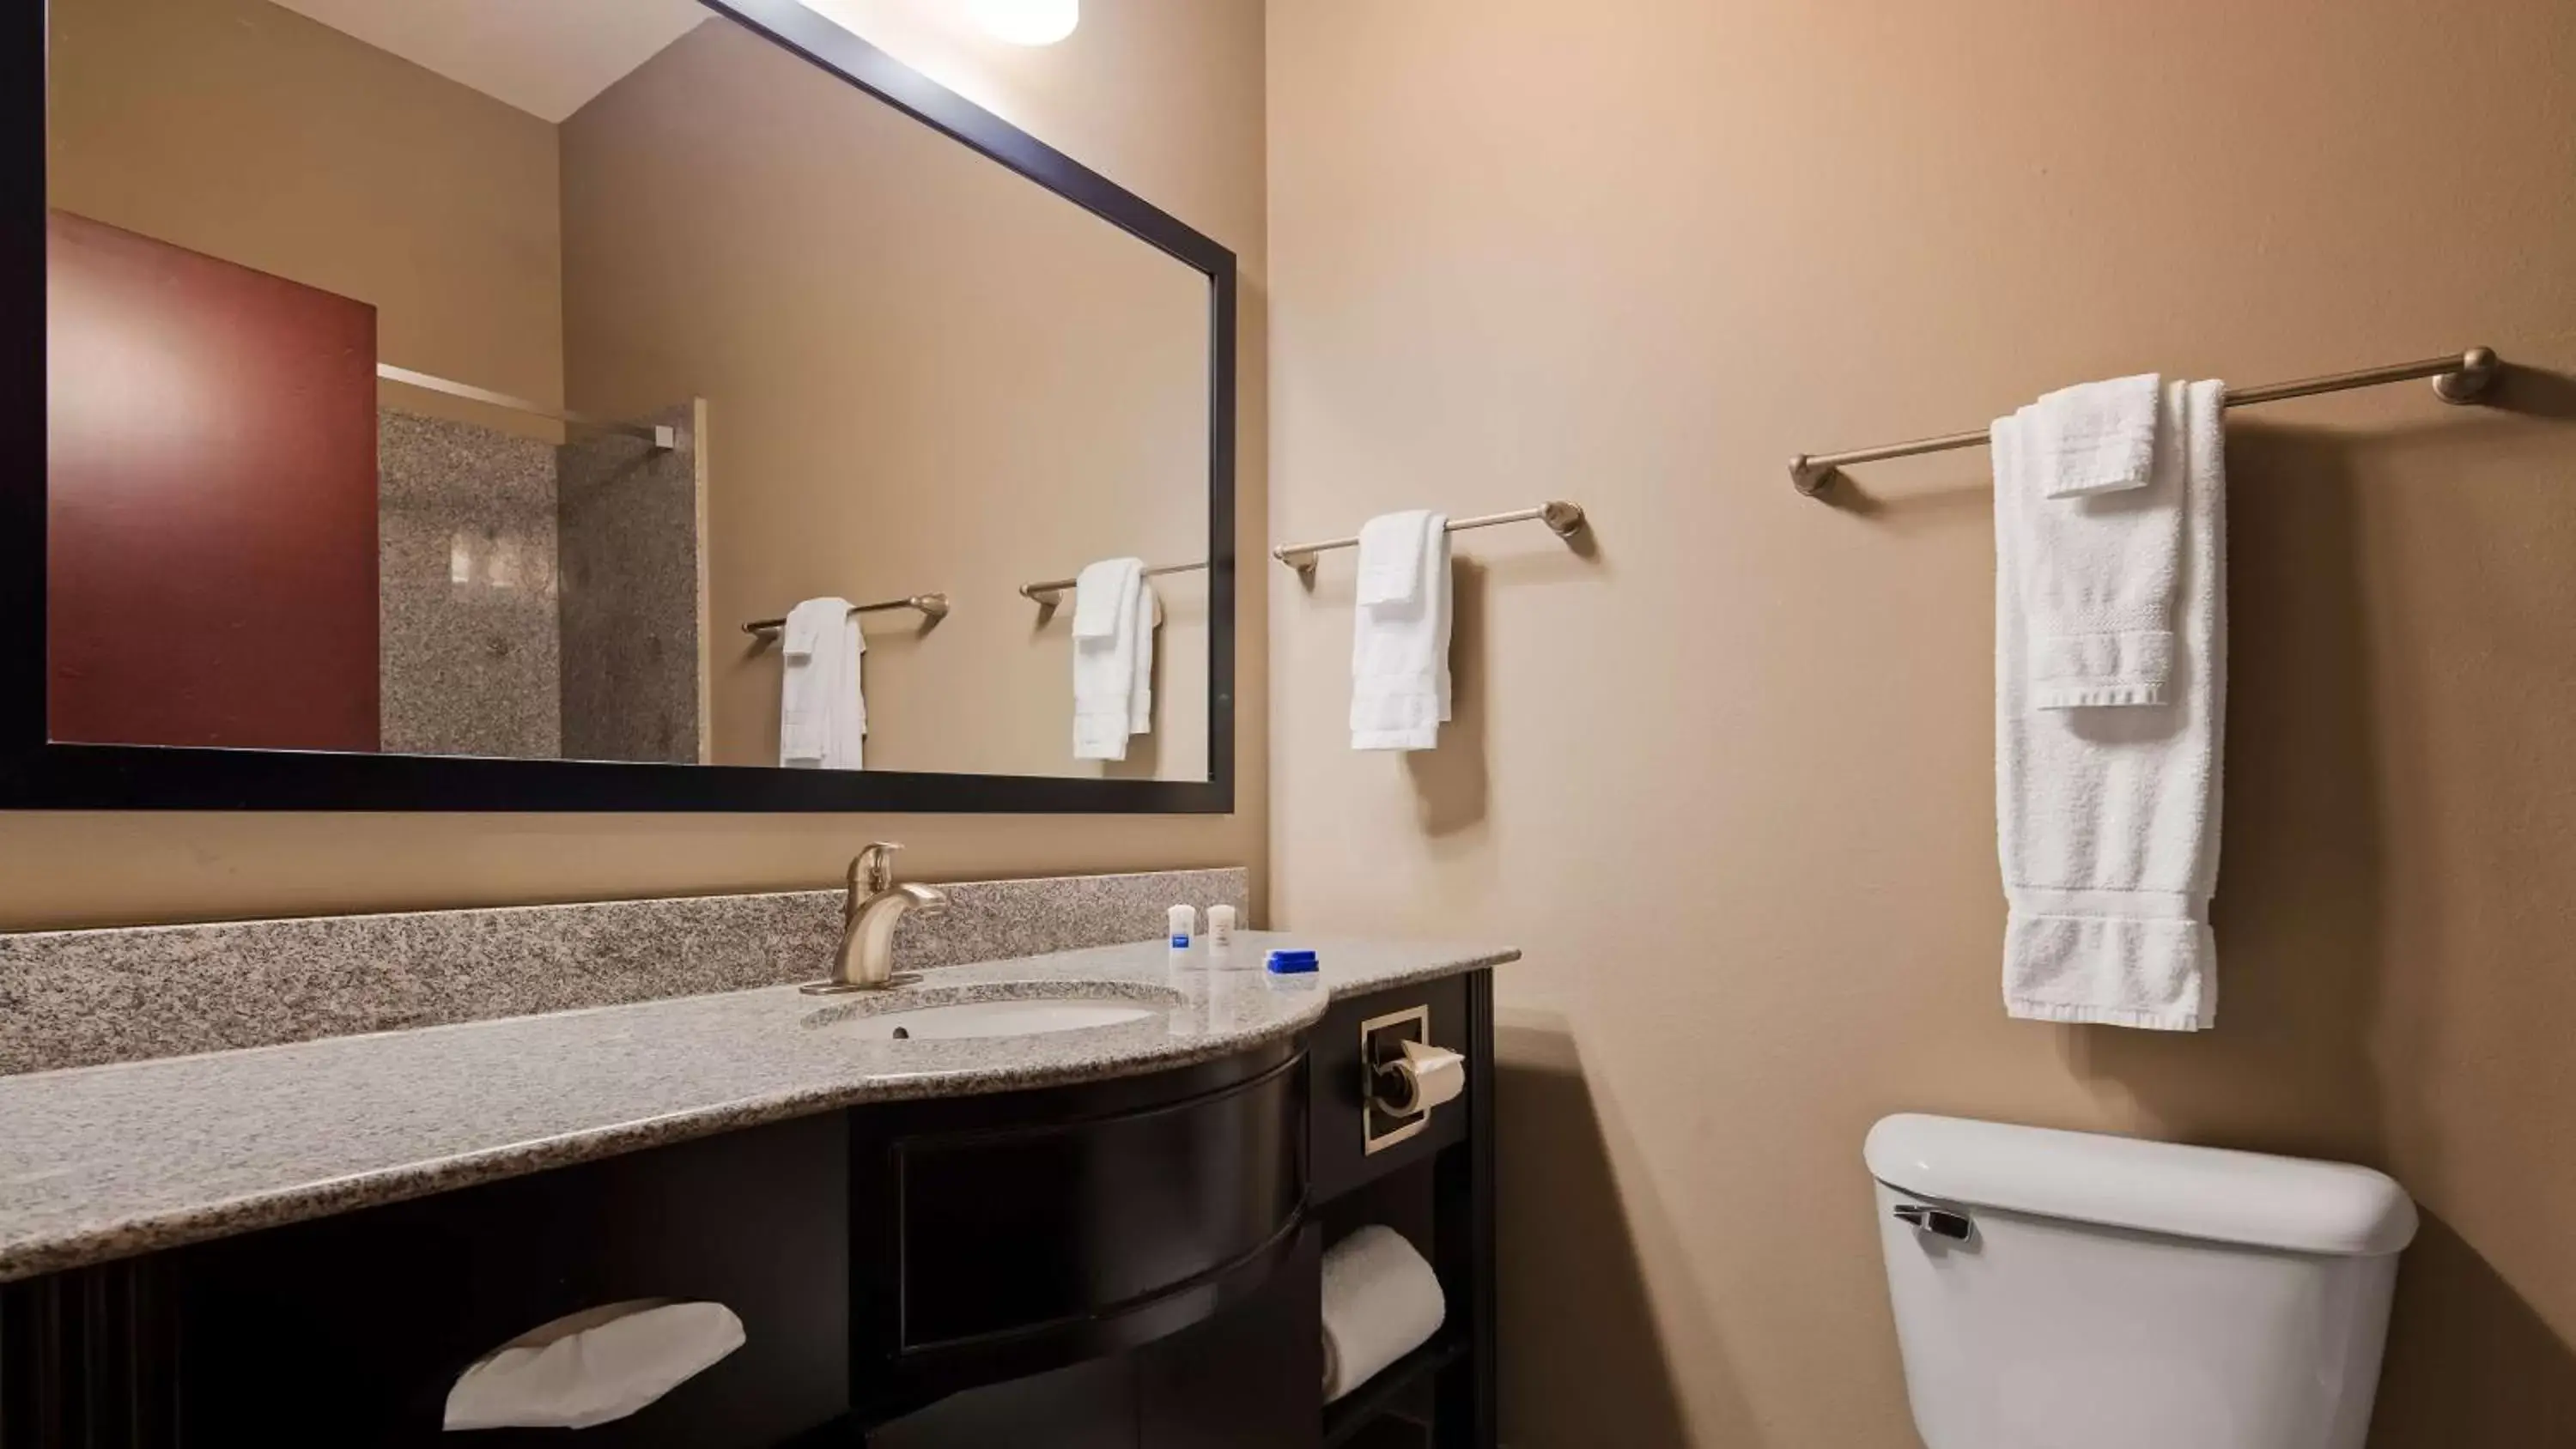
0 868 1248 1075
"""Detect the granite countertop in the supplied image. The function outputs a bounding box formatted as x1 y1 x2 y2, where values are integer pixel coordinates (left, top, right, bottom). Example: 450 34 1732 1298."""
0 933 1514 1283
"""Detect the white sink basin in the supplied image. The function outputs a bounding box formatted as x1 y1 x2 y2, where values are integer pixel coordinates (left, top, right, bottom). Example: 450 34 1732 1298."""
821 995 1165 1041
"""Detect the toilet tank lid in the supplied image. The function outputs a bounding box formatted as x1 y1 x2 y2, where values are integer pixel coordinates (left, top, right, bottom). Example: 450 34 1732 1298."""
1865 1114 2418 1257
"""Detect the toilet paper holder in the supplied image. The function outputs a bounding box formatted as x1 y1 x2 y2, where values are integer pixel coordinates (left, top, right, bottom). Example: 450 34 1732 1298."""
1360 1005 1467 1155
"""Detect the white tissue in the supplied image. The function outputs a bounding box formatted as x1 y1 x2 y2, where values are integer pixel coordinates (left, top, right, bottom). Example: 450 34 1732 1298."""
443 1299 744 1432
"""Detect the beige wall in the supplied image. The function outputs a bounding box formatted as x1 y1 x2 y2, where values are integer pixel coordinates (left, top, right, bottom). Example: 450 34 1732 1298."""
45 0 566 432
1267 1 2576 1445
561 18 1211 780
0 0 1268 931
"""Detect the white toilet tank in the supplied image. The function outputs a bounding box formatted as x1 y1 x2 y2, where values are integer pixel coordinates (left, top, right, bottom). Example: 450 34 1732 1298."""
1867 1114 2417 1449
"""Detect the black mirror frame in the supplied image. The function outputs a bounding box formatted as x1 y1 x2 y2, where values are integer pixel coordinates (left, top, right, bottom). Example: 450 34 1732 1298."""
0 0 1236 813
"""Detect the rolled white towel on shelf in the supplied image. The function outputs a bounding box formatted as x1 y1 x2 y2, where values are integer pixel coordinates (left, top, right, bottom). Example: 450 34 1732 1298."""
1321 1225 1447 1403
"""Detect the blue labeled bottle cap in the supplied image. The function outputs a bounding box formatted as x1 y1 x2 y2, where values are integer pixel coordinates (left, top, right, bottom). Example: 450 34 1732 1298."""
1264 949 1319 974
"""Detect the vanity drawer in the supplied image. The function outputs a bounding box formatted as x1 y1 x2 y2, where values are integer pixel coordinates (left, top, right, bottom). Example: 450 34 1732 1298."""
849 1043 1309 1410
1309 975 1473 1203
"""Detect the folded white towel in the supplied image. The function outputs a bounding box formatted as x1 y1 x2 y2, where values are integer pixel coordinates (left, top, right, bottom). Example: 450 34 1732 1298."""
1128 577 1158 736
1320 1226 1446 1403
445 1300 745 1431
780 597 865 770
1996 378 2227 1031
1355 510 1436 608
2003 380 2186 709
1351 512 1452 751
1072 556 1141 641
1072 558 1155 761
2032 373 2164 499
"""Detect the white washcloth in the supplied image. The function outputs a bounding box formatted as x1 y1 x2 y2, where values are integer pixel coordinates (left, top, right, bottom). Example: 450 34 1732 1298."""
2003 380 2186 709
445 1300 745 1431
2032 373 2164 499
1351 512 1451 751
1320 1227 1446 1403
1996 378 2227 1031
1072 558 1155 761
1072 556 1141 641
780 597 865 770
1355 510 1436 608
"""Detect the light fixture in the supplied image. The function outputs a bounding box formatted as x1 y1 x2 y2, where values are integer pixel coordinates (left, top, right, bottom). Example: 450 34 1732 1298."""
966 0 1078 45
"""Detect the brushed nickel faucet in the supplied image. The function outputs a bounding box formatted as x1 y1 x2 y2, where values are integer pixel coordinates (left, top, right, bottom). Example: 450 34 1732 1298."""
801 843 948 994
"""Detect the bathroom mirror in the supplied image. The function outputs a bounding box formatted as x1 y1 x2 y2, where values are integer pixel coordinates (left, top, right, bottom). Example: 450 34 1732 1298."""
1 0 1235 812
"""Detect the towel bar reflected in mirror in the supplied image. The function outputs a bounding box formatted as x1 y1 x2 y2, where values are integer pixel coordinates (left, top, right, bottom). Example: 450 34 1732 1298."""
1273 501 1589 577
1019 561 1209 607
742 594 950 635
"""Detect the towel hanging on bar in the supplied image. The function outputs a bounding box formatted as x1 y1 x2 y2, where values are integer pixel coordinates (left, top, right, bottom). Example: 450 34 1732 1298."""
1789 347 2500 497
1275 501 1588 573
1021 561 1205 607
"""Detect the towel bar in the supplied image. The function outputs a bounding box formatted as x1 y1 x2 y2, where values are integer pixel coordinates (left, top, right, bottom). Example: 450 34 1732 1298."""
1789 347 2500 497
742 594 949 634
1273 502 1588 575
1018 561 1207 607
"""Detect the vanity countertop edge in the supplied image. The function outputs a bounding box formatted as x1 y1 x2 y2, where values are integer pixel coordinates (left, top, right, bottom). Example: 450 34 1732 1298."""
0 933 1516 1283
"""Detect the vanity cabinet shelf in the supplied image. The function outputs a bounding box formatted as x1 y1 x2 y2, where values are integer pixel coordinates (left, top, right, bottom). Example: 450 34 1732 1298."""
1308 973 1497 1449
1321 1330 1472 1447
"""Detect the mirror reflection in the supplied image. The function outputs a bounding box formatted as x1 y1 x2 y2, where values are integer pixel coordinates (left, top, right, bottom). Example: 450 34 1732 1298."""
43 0 1213 781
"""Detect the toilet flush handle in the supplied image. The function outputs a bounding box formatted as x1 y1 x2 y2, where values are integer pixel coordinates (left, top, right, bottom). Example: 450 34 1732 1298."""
1893 1203 1973 1241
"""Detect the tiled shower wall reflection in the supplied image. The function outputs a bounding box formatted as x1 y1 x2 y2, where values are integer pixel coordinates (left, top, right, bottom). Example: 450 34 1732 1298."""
560 402 706 764
373 405 703 762
377 409 562 757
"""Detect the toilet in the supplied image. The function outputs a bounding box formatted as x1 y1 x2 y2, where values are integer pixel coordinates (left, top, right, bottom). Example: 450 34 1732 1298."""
1866 1114 2417 1449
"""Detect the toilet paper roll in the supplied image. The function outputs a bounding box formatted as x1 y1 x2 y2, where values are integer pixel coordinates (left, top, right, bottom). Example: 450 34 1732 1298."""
1321 1225 1448 1403
1400 1040 1466 1111
444 1299 745 1431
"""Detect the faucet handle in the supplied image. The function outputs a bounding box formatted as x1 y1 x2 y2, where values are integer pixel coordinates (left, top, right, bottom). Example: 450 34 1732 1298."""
852 842 905 895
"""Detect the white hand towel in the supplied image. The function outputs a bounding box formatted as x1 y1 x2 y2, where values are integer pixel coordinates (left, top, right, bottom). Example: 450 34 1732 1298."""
1072 558 1150 761
1351 512 1451 751
1072 556 1142 642
1320 1226 1446 1403
780 597 865 770
1354 509 1435 608
1128 577 1159 735
1996 378 2227 1031
2003 380 2186 709
444 1299 745 1431
2032 373 2164 498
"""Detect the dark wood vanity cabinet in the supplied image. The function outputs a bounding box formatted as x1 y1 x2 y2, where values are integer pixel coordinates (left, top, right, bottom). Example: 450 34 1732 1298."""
0 971 1498 1449
857 972 1497 1449
0 1111 854 1447
1307 973 1496 1449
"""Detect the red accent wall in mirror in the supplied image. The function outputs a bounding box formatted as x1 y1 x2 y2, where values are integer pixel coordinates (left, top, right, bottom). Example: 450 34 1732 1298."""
46 210 381 751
